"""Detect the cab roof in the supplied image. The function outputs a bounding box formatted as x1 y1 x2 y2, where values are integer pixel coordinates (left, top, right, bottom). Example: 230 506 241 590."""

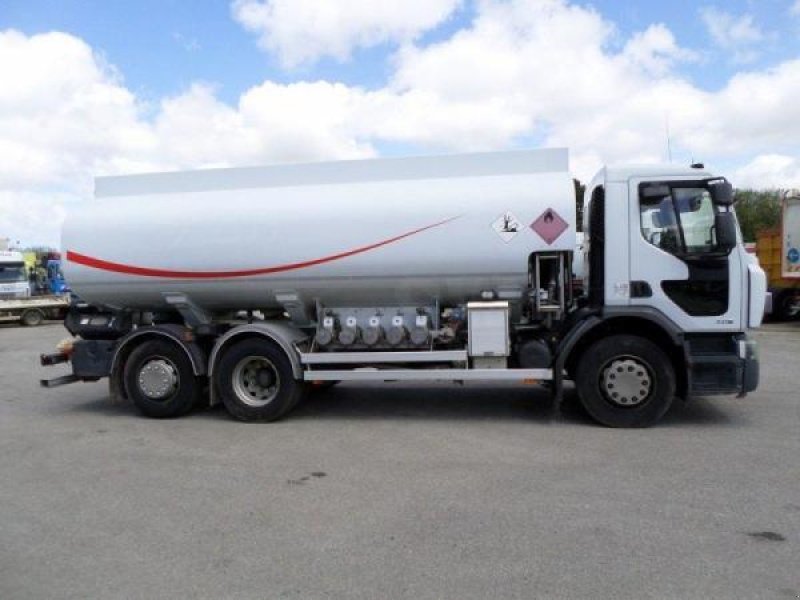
602 163 714 183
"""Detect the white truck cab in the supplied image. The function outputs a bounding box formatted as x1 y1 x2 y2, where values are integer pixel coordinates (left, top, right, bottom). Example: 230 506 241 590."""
572 164 763 413
584 165 765 330
0 251 31 299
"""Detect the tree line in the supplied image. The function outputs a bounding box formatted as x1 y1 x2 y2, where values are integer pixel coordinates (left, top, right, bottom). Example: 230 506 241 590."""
732 189 785 243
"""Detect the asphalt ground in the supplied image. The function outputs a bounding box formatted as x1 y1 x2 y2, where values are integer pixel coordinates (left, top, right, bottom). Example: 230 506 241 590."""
1 321 798 599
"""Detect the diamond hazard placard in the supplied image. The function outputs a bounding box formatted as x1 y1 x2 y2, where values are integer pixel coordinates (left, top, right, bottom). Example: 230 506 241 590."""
491 211 522 243
530 208 568 245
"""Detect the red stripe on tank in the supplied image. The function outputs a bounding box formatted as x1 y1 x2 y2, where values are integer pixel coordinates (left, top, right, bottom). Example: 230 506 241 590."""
66 216 459 279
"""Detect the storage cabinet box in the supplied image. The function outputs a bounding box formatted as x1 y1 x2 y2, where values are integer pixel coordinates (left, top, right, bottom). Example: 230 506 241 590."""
467 301 510 357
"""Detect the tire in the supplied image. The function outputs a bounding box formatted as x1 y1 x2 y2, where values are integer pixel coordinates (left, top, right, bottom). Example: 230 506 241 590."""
575 335 675 428
774 291 800 321
216 338 305 422
21 309 44 327
123 340 201 418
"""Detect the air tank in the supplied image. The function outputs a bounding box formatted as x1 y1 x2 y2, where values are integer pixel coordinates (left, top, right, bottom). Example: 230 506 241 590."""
62 149 576 313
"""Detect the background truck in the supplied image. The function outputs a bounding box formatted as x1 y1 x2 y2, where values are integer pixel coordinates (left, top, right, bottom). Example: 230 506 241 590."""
23 251 70 296
40 149 765 427
758 192 800 320
0 295 70 326
0 250 31 300
1 247 70 325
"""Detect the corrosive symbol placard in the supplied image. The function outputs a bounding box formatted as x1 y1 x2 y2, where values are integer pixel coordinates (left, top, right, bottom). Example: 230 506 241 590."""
491 211 522 243
530 208 568 245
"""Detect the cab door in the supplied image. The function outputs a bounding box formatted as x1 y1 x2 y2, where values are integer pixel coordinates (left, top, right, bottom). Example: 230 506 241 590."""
627 178 743 333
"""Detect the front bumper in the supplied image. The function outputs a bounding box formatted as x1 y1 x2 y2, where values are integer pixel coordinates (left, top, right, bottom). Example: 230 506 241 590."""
685 334 759 397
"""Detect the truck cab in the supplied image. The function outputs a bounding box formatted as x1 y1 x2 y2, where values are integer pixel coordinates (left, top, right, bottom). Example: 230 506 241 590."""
0 251 31 299
572 165 764 420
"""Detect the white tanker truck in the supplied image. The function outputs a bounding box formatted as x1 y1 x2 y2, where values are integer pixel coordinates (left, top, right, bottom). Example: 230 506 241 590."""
40 149 766 427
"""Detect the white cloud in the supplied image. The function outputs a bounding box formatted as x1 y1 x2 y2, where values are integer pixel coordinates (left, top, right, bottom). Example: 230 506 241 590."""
385 0 800 173
231 0 462 67
792 1 800 16
0 30 150 191
237 81 378 159
697 60 800 154
388 0 705 167
700 7 765 63
0 190 70 251
623 24 699 75
733 154 800 189
0 30 153 247
700 7 763 47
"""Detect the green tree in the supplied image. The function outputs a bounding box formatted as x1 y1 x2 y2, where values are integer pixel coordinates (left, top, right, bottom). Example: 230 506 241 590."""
733 189 782 242
574 179 586 231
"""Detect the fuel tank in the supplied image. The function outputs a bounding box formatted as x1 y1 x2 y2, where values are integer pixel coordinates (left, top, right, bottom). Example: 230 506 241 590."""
62 149 576 313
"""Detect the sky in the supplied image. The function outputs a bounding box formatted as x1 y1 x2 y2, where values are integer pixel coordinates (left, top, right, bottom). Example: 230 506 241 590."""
2 0 800 247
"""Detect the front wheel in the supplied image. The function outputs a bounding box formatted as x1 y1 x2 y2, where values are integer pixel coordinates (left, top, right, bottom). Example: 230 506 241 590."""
575 335 675 428
216 338 305 422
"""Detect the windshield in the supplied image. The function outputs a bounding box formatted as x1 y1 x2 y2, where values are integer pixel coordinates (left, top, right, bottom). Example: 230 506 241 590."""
640 187 718 256
0 264 27 283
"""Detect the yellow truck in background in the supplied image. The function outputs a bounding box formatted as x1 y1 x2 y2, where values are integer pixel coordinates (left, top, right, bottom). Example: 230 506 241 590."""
757 192 800 320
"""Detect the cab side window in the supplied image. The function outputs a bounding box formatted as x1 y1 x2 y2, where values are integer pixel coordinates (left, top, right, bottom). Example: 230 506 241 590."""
639 187 716 256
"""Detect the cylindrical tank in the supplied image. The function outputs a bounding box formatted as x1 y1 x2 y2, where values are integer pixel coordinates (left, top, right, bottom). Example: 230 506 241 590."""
63 150 575 312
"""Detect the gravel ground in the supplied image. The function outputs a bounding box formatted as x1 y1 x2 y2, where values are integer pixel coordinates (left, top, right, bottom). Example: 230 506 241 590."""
1 321 798 599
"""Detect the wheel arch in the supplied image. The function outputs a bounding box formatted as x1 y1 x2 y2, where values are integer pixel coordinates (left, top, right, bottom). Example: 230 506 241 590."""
109 325 206 402
208 322 308 404
558 310 689 400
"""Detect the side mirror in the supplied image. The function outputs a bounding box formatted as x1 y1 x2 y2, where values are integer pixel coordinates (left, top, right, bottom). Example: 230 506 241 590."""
715 212 737 251
709 180 734 206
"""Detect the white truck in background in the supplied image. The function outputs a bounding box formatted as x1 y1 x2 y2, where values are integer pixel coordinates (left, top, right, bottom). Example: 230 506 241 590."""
0 249 69 326
40 149 765 427
0 250 31 300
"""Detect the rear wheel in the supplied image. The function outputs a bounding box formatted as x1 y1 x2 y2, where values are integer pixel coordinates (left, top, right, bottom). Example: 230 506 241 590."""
575 335 675 428
216 338 305 422
124 340 202 418
774 291 800 321
21 309 44 327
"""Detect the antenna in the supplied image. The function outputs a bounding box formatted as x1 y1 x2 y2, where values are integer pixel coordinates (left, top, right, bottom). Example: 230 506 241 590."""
665 114 673 163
